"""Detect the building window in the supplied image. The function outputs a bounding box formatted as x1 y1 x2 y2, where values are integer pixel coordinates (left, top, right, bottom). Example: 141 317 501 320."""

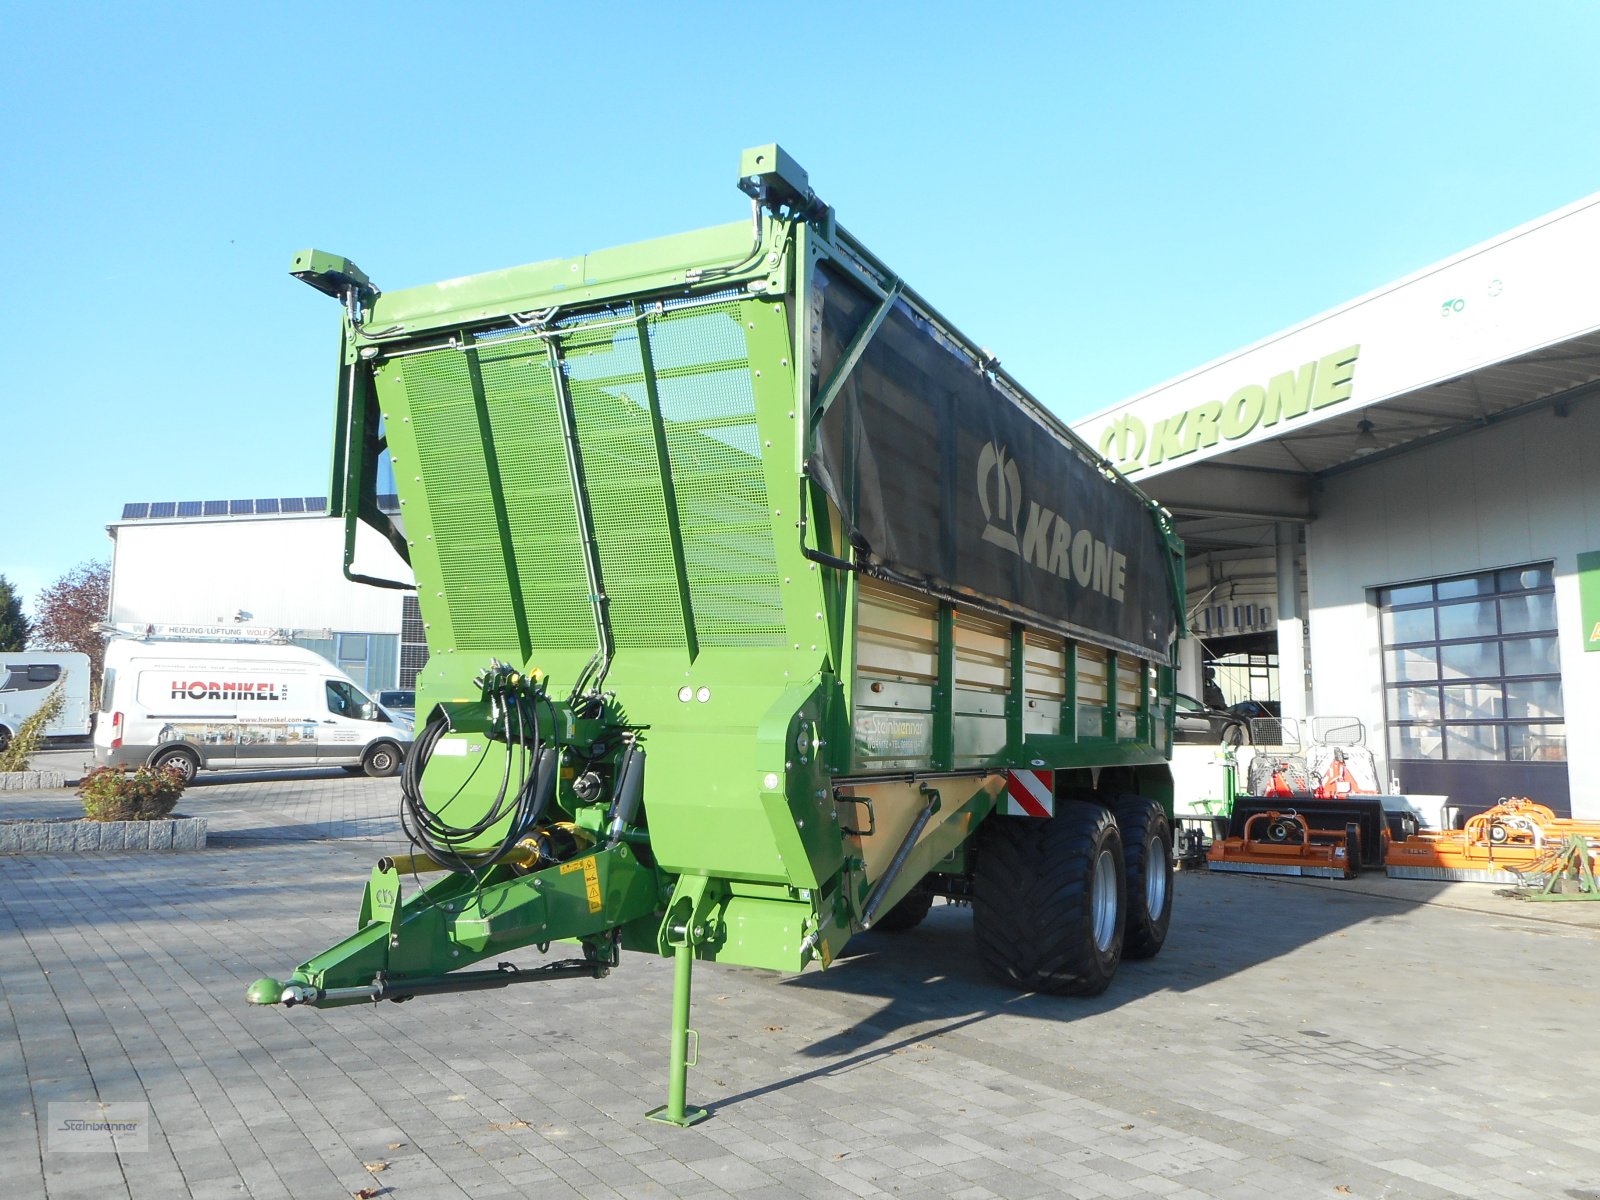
336 633 370 689
400 594 429 689
1377 563 1565 765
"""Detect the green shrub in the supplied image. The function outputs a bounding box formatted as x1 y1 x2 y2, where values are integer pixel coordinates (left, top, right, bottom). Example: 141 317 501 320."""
0 682 65 772
77 764 186 822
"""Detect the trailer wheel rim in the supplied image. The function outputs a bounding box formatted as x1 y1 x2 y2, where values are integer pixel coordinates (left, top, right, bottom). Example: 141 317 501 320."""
1145 832 1169 916
1091 847 1119 953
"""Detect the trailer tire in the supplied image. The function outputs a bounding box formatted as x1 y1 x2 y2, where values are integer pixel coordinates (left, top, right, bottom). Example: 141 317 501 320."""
0 725 11 753
973 801 1125 996
362 742 402 778
151 746 200 784
870 882 935 932
1110 794 1173 960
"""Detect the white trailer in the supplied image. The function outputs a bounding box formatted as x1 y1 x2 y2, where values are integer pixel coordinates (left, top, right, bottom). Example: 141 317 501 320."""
0 652 93 750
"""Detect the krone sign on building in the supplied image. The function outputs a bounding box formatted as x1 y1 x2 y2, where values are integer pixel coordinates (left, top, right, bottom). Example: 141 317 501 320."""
1094 346 1359 476
1075 192 1600 479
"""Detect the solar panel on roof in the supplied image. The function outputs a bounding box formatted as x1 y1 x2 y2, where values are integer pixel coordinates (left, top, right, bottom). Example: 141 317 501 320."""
177 501 202 517
121 503 150 520
280 497 305 513
230 500 253 515
203 500 228 516
255 498 280 514
306 497 328 512
149 502 176 519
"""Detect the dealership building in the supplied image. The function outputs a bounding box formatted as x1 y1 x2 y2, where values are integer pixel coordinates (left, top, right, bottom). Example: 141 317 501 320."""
1076 192 1600 820
106 191 1600 818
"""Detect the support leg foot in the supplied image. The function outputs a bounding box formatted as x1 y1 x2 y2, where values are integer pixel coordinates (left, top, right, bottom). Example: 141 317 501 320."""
646 936 708 1126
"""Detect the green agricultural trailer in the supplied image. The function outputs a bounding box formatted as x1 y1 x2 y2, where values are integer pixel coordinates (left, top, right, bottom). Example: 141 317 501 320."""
248 145 1187 1125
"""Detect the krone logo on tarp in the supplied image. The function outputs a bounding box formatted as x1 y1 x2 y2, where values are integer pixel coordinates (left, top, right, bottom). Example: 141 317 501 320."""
1097 344 1360 475
977 442 1127 602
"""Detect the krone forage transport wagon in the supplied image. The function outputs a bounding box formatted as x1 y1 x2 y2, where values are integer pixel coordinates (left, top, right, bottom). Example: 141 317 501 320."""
249 145 1187 1125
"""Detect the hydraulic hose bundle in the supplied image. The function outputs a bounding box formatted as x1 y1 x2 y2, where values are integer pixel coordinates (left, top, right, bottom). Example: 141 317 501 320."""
399 671 556 873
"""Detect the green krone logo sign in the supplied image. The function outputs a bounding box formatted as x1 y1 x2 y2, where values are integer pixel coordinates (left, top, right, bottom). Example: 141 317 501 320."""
1099 344 1361 474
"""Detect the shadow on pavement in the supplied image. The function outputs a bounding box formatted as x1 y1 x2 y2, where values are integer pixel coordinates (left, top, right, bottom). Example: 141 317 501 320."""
206 813 399 845
707 1009 1002 1114
767 871 1447 1060
186 767 373 786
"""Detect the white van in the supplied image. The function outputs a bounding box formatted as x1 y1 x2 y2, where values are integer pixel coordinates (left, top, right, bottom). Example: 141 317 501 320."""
94 638 412 782
0 652 93 750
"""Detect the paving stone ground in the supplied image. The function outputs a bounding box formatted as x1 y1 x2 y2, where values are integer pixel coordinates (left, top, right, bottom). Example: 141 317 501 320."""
2 768 1598 1199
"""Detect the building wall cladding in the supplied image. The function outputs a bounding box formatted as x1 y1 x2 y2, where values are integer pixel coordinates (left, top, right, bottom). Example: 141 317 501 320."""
110 516 411 633
1307 398 1600 818
108 515 415 691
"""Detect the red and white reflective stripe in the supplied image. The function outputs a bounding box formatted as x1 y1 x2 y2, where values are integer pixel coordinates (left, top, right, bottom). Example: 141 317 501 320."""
1004 769 1055 818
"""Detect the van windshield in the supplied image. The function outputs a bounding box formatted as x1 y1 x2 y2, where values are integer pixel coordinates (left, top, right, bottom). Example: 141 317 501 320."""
326 679 379 721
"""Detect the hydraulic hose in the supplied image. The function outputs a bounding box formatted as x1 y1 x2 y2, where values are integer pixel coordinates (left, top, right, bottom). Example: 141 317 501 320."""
399 684 555 873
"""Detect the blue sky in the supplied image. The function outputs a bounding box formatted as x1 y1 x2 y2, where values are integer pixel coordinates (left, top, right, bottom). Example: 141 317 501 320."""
5 2 1599 614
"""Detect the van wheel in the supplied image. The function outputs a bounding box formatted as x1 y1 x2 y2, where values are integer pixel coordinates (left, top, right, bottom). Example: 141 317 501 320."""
152 747 200 784
0 726 12 753
362 743 401 778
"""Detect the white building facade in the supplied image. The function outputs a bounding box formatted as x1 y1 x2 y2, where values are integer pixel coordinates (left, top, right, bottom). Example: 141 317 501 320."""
1075 193 1600 819
106 498 424 693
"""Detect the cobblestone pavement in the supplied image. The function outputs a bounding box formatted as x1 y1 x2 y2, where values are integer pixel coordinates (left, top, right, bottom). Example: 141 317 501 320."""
3 772 1598 1199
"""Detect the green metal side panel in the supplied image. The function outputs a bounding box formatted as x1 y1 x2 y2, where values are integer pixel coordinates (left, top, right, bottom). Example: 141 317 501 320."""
381 297 789 663
564 318 693 649
649 303 786 647
373 272 830 889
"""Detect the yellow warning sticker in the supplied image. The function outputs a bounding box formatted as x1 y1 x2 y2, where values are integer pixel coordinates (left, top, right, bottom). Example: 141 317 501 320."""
560 856 603 913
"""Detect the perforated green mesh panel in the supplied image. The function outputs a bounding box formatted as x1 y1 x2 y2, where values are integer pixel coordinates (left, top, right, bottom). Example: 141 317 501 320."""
397 336 593 654
388 294 785 661
649 304 784 646
565 320 689 649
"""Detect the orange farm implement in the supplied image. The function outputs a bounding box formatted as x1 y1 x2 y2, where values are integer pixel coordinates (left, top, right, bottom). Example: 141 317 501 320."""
1386 797 1600 885
1206 810 1359 879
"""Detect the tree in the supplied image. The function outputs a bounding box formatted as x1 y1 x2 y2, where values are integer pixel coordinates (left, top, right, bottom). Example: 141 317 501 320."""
0 575 26 651
32 561 111 693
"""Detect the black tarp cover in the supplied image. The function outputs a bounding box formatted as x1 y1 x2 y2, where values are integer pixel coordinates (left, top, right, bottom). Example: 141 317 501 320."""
808 263 1179 660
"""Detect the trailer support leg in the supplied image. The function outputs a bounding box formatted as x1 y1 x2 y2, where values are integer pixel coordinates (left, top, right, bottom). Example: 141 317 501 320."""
646 938 708 1127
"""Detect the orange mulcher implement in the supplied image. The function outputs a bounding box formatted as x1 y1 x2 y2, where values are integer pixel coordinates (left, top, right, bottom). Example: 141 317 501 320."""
1207 810 1358 879
1385 797 1600 883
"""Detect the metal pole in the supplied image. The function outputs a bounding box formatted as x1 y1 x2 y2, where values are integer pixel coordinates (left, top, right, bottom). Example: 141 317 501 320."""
1275 521 1309 728
860 789 940 928
646 938 708 1126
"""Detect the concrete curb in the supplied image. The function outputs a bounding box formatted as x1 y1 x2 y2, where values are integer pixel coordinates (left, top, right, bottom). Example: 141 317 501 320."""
0 816 208 853
0 771 69 791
